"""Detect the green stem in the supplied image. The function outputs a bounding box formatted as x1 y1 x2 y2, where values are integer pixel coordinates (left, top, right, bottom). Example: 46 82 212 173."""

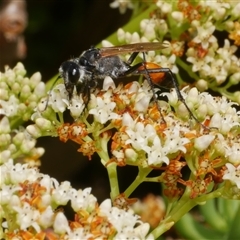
150 187 223 238
124 167 152 198
96 137 119 200
10 117 24 130
106 162 119 200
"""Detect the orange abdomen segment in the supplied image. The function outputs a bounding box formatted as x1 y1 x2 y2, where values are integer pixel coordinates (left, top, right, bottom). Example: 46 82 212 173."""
138 62 165 84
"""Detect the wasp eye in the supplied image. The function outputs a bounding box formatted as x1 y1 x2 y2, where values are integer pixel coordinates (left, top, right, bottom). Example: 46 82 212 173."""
60 61 80 83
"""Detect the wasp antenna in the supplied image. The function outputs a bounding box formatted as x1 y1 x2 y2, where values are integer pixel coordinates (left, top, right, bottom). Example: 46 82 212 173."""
43 75 61 111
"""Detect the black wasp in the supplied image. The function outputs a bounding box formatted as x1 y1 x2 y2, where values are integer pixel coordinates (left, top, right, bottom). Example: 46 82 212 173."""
59 42 203 126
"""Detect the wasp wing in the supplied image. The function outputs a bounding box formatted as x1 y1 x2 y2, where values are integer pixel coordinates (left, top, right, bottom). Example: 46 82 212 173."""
99 42 169 57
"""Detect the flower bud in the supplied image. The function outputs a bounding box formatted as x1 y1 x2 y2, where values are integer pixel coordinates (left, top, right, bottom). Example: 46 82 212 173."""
20 138 36 153
196 79 208 91
125 148 138 162
0 150 11 163
12 132 24 145
26 124 42 138
53 212 70 235
197 104 208 118
229 72 240 85
117 28 125 42
0 134 11 147
209 113 222 129
0 116 10 133
194 135 215 152
171 11 184 22
12 82 21 94
13 62 26 76
187 87 199 106
20 84 31 99
36 118 53 131
30 72 42 88
34 82 46 97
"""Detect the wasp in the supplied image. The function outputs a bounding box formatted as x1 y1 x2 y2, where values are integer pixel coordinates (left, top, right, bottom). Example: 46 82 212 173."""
58 42 203 126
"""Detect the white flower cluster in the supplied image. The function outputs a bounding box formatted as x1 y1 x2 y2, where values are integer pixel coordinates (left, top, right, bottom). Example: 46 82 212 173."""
120 112 189 166
0 63 45 120
0 63 45 165
106 1 240 104
0 159 152 239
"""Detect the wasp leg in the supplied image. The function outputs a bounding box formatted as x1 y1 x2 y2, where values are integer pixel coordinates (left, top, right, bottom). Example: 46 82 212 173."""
136 67 209 129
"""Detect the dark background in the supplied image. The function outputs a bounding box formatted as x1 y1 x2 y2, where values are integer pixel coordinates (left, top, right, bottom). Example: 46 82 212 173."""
7 0 161 203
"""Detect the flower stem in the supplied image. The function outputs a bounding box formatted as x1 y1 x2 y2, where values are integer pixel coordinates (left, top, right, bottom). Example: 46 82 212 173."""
106 162 119 200
124 167 152 198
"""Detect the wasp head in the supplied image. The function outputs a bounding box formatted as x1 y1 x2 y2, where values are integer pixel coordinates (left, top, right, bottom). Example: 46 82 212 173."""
59 59 80 100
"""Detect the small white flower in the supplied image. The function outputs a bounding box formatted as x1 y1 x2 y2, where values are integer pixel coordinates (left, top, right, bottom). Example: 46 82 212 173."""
220 114 240 134
163 128 190 154
209 59 228 84
143 135 169 165
109 0 133 14
142 51 162 65
48 84 68 112
53 212 71 235
187 54 212 73
67 95 85 119
223 163 240 188
140 19 157 40
1 159 40 184
13 202 41 232
217 39 238 62
134 80 153 112
40 175 59 194
51 181 72 205
192 21 217 49
69 187 97 212
125 123 156 151
38 206 54 229
122 112 135 127
159 54 179 73
225 143 240 165
89 92 120 124
100 199 142 234
0 185 22 204
156 0 172 14
161 88 179 106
